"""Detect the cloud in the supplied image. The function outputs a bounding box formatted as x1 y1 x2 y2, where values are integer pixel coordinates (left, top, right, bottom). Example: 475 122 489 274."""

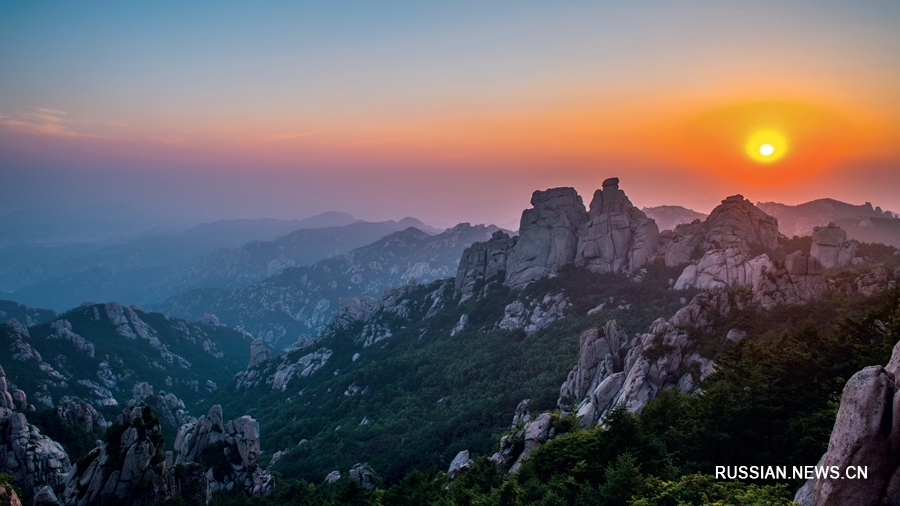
0 108 109 138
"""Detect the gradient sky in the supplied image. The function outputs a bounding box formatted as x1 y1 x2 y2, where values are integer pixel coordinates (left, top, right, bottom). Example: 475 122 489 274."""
2 0 899 229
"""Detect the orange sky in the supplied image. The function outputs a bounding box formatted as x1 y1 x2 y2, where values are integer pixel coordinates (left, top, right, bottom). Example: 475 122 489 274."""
2 1 899 226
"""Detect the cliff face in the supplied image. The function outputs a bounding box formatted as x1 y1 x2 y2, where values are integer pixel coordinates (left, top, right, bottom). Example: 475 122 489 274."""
794 340 900 506
505 187 588 289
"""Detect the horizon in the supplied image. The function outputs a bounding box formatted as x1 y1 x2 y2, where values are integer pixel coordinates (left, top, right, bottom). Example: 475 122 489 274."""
2 1 900 230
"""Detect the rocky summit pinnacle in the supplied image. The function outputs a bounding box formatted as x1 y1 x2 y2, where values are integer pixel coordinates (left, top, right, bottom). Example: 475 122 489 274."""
455 179 661 294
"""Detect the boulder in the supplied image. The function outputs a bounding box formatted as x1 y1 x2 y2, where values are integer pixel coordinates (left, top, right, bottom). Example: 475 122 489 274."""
348 463 376 490
447 450 472 479
32 485 59 505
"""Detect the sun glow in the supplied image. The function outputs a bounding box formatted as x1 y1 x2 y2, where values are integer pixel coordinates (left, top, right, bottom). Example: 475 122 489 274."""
745 129 788 163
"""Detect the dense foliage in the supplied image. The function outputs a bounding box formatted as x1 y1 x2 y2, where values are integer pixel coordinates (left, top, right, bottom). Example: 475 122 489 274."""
196 284 899 505
204 262 693 485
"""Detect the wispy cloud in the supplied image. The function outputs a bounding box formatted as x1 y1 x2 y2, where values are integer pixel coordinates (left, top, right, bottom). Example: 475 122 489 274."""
0 108 110 138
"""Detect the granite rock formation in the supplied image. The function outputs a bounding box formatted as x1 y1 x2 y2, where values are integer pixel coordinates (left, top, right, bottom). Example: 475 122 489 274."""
666 195 782 291
794 339 900 506
498 292 569 335
490 410 554 475
575 178 659 275
505 188 588 289
0 365 71 496
127 383 195 430
810 223 858 269
752 251 828 309
0 482 23 506
56 396 108 434
454 231 517 303
447 450 472 479
61 405 167 506
456 179 664 296
673 246 772 291
173 405 274 497
558 290 735 425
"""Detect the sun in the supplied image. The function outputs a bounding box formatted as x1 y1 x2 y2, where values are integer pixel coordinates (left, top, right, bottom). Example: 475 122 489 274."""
745 129 788 163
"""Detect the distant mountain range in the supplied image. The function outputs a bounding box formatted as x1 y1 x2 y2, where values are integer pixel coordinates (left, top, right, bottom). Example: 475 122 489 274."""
5 216 438 310
757 199 900 246
151 223 500 349
641 205 707 231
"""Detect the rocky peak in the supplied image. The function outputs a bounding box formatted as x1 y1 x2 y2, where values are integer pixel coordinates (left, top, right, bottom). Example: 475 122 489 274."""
702 195 780 250
61 405 166 506
661 195 780 268
505 188 587 289
458 179 660 295
575 179 659 274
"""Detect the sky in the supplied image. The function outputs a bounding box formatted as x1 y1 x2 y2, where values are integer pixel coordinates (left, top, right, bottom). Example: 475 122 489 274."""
2 0 899 229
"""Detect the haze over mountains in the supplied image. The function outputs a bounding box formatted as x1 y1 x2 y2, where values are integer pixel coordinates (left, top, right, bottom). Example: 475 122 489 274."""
2 213 440 310
758 198 900 247
2 184 900 504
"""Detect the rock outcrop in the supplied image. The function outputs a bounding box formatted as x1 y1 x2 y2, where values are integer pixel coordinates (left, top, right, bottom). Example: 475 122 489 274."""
575 178 659 275
247 339 271 369
347 463 376 490
752 251 828 309
558 290 735 425
794 339 900 506
455 231 517 303
173 405 274 497
127 383 195 430
456 179 664 296
61 405 168 506
505 188 588 289
498 293 569 335
447 450 472 479
673 246 772 291
667 195 781 291
0 366 71 496
810 223 858 269
56 396 108 434
62 404 272 506
490 410 554 475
